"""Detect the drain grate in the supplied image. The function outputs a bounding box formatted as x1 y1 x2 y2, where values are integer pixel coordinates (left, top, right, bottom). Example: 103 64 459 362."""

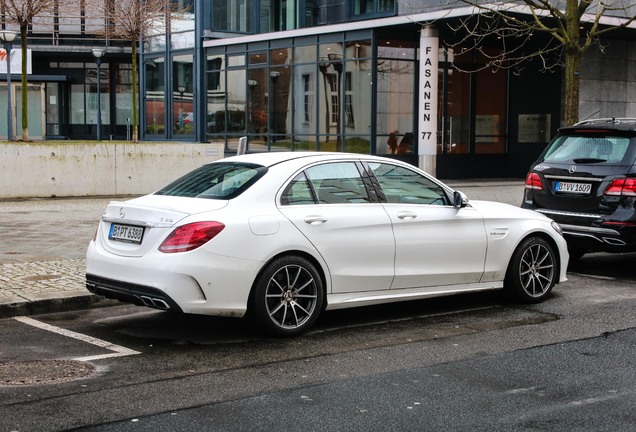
0 360 95 386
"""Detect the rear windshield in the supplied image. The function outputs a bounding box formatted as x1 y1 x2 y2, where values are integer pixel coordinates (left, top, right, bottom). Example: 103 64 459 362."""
542 135 632 164
155 162 267 199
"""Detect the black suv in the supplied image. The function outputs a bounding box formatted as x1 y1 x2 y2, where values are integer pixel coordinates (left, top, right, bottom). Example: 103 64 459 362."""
522 118 636 259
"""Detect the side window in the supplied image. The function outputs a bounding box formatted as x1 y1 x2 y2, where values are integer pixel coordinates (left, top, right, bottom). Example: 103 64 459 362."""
281 172 317 205
368 163 450 205
306 162 370 204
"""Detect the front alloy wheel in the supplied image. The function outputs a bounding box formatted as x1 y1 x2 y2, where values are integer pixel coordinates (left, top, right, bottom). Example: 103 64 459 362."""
505 236 557 303
251 256 324 337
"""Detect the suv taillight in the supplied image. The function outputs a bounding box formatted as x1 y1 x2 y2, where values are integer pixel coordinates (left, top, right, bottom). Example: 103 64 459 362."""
525 172 544 190
604 178 636 197
159 221 225 253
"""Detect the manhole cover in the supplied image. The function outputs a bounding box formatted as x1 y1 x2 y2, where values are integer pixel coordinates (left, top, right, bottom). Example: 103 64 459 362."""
0 360 95 386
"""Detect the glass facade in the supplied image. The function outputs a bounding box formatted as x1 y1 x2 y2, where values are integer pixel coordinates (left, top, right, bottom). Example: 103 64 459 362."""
376 39 416 155
132 0 564 177
439 49 507 157
0 0 571 179
172 54 194 137
145 57 166 136
205 33 377 154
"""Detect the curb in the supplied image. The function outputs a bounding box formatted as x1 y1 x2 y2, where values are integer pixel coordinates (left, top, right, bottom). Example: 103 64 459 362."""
0 293 119 319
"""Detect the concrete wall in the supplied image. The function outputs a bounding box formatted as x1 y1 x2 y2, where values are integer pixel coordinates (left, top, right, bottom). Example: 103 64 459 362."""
580 39 636 120
0 142 225 199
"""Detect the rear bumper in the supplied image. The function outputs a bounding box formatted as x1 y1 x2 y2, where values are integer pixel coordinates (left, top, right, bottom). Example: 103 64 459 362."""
560 223 636 252
528 208 636 252
86 274 184 312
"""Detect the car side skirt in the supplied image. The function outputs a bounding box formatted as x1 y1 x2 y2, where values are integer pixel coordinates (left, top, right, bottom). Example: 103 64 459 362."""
325 282 504 310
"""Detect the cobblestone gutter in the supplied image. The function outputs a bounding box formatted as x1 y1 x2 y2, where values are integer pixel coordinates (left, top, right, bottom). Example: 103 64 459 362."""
0 259 116 317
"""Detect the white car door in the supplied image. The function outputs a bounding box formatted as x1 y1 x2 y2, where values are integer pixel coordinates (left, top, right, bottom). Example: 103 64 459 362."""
367 162 487 289
278 161 395 293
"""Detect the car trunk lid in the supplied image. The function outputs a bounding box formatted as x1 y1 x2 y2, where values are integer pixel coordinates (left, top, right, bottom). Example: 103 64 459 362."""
98 195 228 257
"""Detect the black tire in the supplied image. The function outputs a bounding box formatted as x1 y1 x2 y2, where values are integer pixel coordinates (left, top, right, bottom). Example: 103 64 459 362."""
505 236 557 303
250 255 324 337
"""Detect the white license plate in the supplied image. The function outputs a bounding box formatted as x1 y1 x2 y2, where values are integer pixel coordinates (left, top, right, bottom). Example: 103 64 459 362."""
109 223 145 244
555 181 592 194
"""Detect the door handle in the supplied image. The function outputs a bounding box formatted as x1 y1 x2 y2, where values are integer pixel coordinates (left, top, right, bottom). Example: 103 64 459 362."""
396 211 417 220
304 215 327 225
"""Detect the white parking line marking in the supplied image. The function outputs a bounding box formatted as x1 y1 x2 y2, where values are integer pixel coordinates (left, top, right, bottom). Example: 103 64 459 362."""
14 316 141 361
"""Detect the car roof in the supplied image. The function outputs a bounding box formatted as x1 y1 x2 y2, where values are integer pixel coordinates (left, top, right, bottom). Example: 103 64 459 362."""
219 151 393 168
560 118 636 133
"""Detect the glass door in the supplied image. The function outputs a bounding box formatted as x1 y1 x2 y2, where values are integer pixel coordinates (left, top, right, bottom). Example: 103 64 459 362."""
46 82 62 137
15 84 45 140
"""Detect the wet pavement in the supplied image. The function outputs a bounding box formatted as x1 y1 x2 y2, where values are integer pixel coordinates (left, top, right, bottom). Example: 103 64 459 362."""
0 181 525 318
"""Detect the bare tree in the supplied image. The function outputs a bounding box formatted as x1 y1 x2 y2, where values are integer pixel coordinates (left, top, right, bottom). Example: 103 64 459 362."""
88 0 190 142
447 0 636 125
1 0 57 141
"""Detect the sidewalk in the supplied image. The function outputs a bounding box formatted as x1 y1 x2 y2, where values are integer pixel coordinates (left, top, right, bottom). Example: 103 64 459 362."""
0 180 525 318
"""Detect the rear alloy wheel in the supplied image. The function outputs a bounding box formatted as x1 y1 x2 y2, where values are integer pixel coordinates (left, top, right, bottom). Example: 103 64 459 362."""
251 256 324 337
505 237 557 303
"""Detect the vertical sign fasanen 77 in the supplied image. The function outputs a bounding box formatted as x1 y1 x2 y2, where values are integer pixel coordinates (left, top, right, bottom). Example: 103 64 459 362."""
418 27 438 157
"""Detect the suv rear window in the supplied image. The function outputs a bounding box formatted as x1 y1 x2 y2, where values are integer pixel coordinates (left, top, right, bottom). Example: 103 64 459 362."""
155 162 268 199
543 135 631 164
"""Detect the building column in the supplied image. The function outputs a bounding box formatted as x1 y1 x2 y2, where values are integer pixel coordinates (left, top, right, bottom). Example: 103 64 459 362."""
418 25 439 175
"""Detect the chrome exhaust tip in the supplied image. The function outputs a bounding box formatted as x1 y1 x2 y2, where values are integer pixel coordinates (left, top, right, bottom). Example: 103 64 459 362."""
603 237 626 246
151 298 171 310
139 296 155 307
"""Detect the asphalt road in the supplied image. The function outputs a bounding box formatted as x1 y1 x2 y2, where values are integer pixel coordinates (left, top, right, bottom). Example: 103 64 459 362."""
1 252 636 431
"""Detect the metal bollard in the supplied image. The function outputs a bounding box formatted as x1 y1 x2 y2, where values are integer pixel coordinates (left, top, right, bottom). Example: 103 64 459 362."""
237 136 247 155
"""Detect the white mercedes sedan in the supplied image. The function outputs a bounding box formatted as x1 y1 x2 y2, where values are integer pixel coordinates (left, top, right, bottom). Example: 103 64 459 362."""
86 152 568 336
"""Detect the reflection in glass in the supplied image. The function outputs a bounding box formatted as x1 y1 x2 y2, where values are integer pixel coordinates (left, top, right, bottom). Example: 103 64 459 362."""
446 68 470 154
145 57 165 136
376 59 414 154
293 44 316 64
225 69 247 151
88 64 110 126
212 0 254 33
269 66 292 151
353 0 395 16
114 64 133 129
170 31 195 50
204 39 374 154
173 53 194 136
206 54 225 138
475 67 506 154
247 68 267 148
146 34 166 53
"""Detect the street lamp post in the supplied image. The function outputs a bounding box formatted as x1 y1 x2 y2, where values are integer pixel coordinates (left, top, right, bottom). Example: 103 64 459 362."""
92 48 105 141
0 30 17 141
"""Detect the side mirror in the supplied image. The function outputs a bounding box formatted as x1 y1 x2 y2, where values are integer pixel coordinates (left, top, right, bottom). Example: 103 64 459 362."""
453 190 468 208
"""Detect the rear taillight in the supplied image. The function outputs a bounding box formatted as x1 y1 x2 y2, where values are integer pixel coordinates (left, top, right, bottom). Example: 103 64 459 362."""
604 178 636 197
525 172 544 190
159 221 225 253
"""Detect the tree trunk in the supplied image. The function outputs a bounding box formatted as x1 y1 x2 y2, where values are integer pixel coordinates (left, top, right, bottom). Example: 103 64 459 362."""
20 25 29 141
562 48 580 127
562 0 581 126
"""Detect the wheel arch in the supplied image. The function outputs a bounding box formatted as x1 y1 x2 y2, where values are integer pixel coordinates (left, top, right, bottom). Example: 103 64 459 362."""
507 230 563 283
247 249 329 314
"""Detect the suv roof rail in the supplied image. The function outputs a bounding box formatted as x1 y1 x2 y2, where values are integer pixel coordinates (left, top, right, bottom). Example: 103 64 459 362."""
575 117 636 126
